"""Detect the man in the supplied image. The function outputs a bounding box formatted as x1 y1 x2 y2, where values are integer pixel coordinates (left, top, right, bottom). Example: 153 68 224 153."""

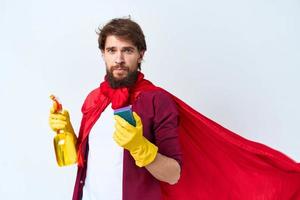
49 18 300 200
49 18 182 200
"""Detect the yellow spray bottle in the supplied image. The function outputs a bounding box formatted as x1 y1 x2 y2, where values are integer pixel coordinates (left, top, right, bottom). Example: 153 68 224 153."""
50 95 77 167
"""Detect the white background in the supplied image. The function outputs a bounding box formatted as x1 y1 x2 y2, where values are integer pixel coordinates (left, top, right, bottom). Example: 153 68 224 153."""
1 0 299 199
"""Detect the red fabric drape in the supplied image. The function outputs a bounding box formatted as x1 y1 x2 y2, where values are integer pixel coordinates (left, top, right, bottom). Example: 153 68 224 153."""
77 72 300 198
161 91 300 199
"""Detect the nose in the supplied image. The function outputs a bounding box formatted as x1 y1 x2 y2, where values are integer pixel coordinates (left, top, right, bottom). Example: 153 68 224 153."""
115 51 125 65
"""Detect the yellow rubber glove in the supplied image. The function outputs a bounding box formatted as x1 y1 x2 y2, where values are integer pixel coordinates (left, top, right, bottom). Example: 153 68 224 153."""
49 108 75 135
113 112 158 167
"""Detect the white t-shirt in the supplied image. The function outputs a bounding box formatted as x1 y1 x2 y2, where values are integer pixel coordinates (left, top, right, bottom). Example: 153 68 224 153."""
82 104 123 200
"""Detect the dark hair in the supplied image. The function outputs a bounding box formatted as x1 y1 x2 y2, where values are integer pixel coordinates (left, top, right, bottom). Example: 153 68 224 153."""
97 17 147 70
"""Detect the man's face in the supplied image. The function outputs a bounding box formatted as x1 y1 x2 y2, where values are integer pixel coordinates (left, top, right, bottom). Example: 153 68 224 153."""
102 35 144 88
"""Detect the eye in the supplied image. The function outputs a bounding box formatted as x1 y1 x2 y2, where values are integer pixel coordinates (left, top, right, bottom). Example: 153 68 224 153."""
123 48 134 54
106 48 116 54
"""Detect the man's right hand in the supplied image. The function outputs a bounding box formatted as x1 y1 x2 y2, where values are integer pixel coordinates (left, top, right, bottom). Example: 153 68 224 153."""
49 107 75 135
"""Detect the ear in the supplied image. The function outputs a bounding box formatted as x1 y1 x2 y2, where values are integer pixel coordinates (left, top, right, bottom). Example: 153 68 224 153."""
138 51 145 63
100 49 104 57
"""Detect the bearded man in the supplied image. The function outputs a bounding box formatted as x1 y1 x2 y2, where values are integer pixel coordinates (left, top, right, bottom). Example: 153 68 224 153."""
49 18 182 200
49 17 300 200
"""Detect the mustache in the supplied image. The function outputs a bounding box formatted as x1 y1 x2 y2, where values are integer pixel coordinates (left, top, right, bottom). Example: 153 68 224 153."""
112 65 129 70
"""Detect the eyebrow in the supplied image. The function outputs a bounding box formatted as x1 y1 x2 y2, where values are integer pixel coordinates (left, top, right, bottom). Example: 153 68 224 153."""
122 46 135 51
105 46 136 51
105 47 115 51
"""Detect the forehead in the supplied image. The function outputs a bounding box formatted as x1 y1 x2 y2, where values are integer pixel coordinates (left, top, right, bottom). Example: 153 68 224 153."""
105 35 136 48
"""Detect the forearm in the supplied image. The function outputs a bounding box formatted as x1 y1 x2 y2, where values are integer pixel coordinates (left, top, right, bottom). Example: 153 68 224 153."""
145 153 181 185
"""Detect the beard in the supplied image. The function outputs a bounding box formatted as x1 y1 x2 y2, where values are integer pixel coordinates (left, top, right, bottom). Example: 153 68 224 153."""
106 65 139 89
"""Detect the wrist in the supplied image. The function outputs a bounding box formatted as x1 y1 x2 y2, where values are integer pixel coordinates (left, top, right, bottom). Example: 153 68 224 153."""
130 138 158 167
